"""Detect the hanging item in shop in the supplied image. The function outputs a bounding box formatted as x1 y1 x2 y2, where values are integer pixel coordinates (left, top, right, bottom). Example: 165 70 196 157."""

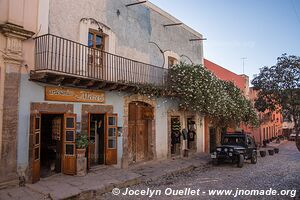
188 120 196 141
171 118 181 144
182 128 189 157
52 117 61 140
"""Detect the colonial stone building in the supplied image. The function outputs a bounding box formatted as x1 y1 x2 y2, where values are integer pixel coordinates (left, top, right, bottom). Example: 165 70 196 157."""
0 0 206 186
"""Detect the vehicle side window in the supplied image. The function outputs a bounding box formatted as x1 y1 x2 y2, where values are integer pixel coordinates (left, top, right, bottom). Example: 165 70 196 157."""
247 137 252 146
248 137 256 147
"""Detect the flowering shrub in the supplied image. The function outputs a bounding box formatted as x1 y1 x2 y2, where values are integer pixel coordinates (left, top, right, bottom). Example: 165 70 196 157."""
137 63 258 128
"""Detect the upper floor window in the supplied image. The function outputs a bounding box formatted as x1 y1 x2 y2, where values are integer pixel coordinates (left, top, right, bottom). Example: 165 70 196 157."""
168 56 178 68
88 29 106 68
88 30 105 50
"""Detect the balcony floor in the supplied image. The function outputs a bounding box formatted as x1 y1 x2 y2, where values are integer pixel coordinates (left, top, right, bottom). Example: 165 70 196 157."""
29 70 139 92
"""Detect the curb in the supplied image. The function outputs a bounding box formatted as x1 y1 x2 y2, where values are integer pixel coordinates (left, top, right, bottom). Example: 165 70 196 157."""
65 161 210 199
65 177 141 200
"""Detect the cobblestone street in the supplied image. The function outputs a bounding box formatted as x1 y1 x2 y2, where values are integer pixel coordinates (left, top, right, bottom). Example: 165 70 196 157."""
103 142 300 200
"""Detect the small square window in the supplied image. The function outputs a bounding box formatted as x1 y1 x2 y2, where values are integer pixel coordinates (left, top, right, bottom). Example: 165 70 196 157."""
108 117 116 126
108 139 116 149
66 118 75 128
108 128 116 137
34 133 40 145
66 144 74 155
35 117 40 130
66 131 74 142
34 147 39 160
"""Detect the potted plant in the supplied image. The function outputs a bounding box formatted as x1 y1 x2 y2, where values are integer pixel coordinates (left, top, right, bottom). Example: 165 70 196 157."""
262 140 267 147
76 133 88 157
259 150 266 157
268 149 274 155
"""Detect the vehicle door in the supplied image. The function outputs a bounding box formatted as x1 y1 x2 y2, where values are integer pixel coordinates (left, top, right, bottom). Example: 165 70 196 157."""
246 136 256 158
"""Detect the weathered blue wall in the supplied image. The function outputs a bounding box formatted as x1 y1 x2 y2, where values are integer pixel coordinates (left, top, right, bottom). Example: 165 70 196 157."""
17 75 177 170
17 74 125 171
48 0 203 67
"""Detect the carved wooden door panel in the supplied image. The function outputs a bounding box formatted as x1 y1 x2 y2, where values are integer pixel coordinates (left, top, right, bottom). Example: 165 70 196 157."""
128 103 136 162
136 104 146 162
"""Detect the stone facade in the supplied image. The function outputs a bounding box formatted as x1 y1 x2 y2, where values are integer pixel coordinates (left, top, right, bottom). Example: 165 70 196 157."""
0 23 35 187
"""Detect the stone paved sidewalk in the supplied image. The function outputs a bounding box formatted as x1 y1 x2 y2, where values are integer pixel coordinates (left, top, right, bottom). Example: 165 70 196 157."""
0 153 210 200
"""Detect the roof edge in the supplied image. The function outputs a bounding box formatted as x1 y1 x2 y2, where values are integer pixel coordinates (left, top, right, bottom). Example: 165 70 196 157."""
145 0 203 38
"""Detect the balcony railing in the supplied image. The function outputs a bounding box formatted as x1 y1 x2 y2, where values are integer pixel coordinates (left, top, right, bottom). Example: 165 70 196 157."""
34 34 168 87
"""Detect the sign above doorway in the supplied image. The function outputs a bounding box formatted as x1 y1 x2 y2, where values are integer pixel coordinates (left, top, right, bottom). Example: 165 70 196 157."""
45 86 105 103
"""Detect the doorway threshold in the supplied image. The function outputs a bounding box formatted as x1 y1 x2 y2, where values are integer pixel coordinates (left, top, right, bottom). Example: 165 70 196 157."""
89 165 109 173
40 172 63 181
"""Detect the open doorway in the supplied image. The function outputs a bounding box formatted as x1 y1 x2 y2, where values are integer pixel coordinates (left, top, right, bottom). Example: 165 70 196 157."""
171 117 181 156
40 114 63 178
88 114 105 167
187 117 196 152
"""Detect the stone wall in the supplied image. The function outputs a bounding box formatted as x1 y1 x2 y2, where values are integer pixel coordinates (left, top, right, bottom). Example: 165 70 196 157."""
0 22 35 187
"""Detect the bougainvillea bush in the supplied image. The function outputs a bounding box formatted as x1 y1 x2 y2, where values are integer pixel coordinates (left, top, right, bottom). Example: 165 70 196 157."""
137 62 258 128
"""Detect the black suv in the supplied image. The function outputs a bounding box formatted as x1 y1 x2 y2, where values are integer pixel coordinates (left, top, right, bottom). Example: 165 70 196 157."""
211 133 257 168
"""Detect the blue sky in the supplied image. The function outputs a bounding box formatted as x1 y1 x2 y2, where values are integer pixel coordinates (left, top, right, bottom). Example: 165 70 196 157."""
149 0 300 81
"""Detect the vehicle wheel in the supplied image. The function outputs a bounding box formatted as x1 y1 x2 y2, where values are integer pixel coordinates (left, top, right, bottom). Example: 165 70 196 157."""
212 159 219 165
237 154 244 168
251 153 257 164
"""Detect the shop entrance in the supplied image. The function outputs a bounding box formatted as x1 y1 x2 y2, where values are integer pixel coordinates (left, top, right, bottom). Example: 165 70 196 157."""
31 113 77 183
88 114 105 166
87 113 118 168
40 114 63 178
187 117 196 151
171 117 181 155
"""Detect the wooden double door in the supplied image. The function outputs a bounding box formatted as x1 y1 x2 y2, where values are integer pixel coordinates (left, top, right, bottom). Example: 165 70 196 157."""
31 112 118 183
128 102 153 163
31 113 76 183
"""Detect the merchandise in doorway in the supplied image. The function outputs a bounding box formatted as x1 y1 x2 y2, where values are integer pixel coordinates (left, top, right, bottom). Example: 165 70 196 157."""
187 118 196 151
40 114 63 178
89 114 105 167
171 117 181 155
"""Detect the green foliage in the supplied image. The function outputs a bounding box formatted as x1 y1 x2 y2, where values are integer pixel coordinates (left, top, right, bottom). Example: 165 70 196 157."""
251 54 300 151
76 134 89 149
137 62 258 128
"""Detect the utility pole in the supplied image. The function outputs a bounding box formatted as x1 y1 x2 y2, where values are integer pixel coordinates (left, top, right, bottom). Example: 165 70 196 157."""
241 57 247 74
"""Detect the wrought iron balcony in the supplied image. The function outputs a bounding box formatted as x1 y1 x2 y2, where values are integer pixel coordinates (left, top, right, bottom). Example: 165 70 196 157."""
30 34 168 90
